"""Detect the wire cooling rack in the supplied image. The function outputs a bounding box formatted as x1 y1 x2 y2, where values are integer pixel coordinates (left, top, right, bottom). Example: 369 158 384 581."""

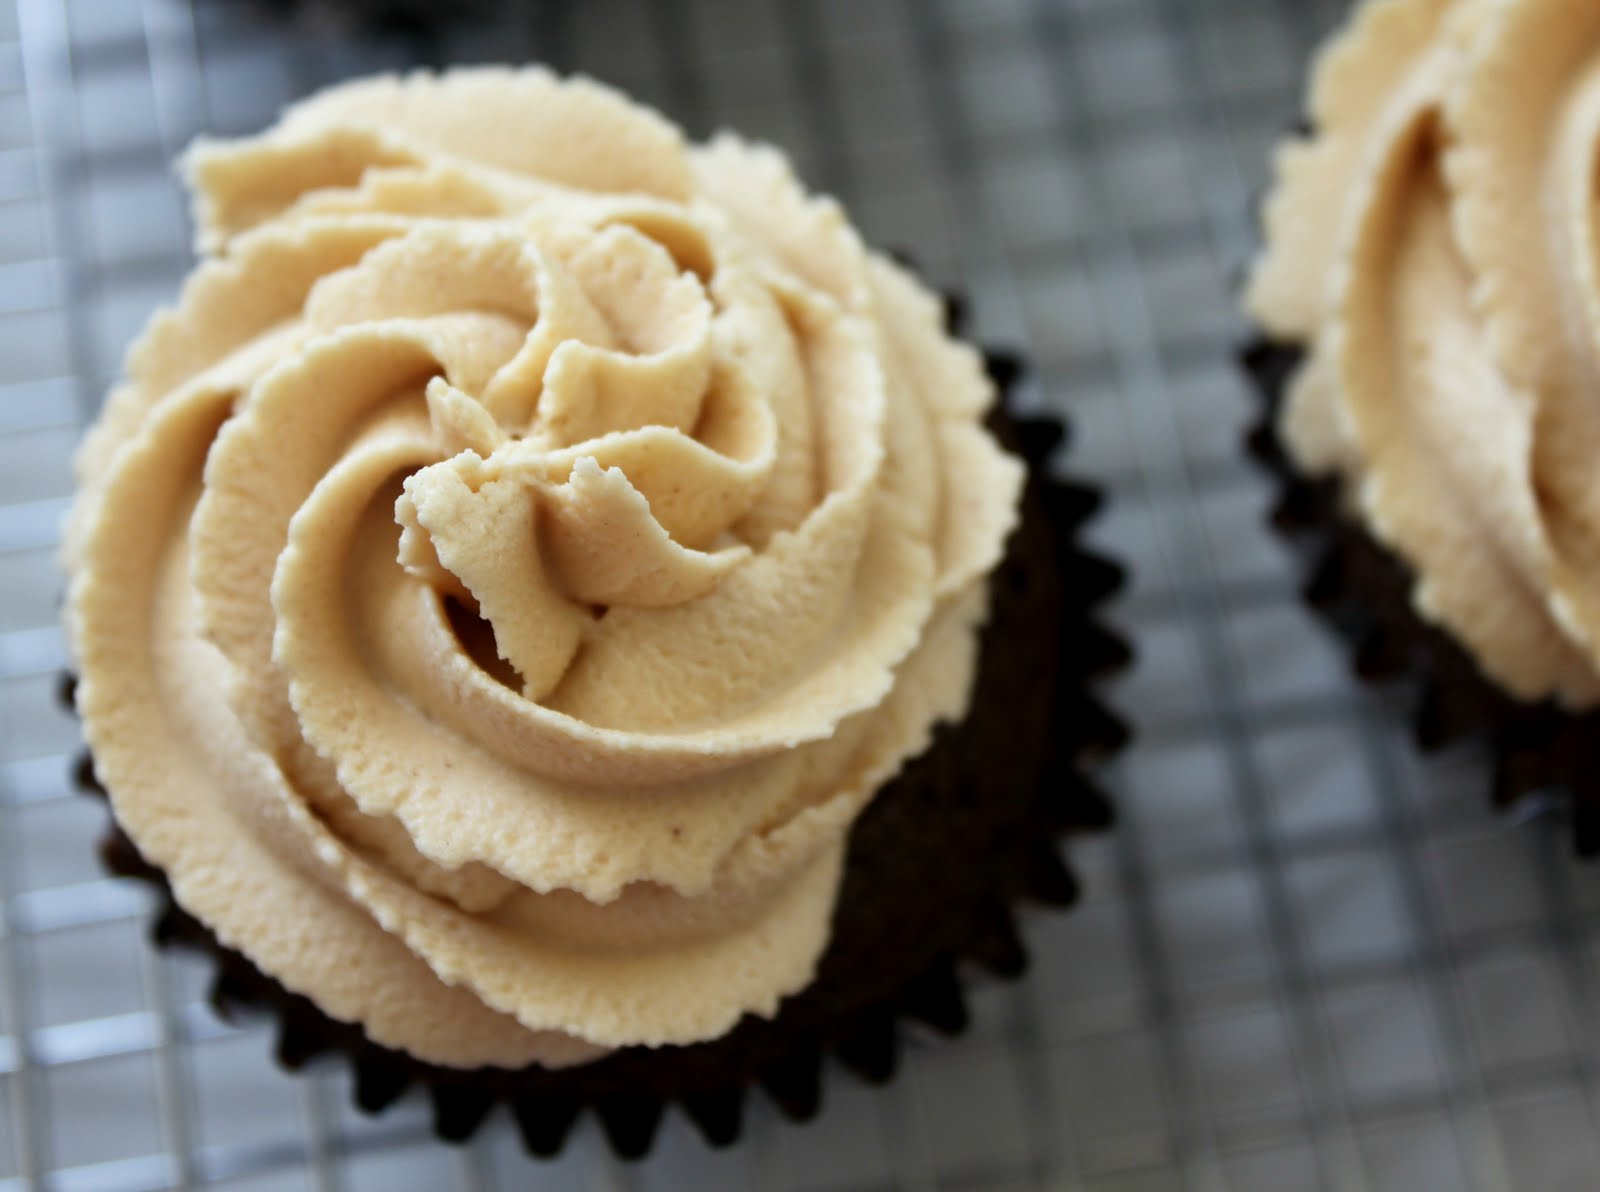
4 0 1600 1188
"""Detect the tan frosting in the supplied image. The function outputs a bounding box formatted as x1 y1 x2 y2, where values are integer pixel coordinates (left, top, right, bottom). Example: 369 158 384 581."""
65 68 1023 1068
1247 0 1600 707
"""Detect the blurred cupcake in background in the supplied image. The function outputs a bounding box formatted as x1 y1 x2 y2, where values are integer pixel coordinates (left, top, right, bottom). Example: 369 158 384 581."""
1242 0 1600 849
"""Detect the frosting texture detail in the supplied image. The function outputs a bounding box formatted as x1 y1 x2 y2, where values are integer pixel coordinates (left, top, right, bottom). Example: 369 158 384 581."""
66 69 1022 1066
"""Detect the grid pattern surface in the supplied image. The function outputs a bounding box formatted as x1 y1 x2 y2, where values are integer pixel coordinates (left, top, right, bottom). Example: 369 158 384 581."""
3 0 1598 1188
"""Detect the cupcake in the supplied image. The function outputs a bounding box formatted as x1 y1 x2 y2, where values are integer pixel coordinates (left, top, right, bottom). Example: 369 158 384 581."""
65 68 1128 1155
1242 0 1600 850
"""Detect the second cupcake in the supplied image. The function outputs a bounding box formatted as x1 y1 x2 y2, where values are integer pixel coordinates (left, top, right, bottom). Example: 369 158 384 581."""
1243 0 1600 848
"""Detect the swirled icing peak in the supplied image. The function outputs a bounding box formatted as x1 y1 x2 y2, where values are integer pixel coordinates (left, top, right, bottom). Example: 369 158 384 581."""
65 68 1023 1066
1248 0 1600 707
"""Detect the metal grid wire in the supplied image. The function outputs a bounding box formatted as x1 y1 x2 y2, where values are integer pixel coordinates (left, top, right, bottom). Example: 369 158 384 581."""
3 0 1599 1187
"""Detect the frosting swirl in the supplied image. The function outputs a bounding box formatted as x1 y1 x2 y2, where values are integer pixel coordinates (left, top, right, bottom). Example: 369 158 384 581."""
1249 0 1600 707
66 69 1023 1067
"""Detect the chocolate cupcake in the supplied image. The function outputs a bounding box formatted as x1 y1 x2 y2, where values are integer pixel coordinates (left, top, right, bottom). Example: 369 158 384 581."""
1242 0 1600 849
64 69 1127 1156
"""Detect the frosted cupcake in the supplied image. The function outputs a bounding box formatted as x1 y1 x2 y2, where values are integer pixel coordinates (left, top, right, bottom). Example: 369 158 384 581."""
1244 0 1600 847
66 68 1127 1155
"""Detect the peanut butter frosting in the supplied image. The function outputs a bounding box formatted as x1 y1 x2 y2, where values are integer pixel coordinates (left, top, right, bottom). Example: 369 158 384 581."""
65 68 1023 1068
1247 0 1600 707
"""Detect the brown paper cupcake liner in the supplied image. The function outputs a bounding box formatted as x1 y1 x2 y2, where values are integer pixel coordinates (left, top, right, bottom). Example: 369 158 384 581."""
65 313 1130 1159
213 0 499 32
1240 336 1600 854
